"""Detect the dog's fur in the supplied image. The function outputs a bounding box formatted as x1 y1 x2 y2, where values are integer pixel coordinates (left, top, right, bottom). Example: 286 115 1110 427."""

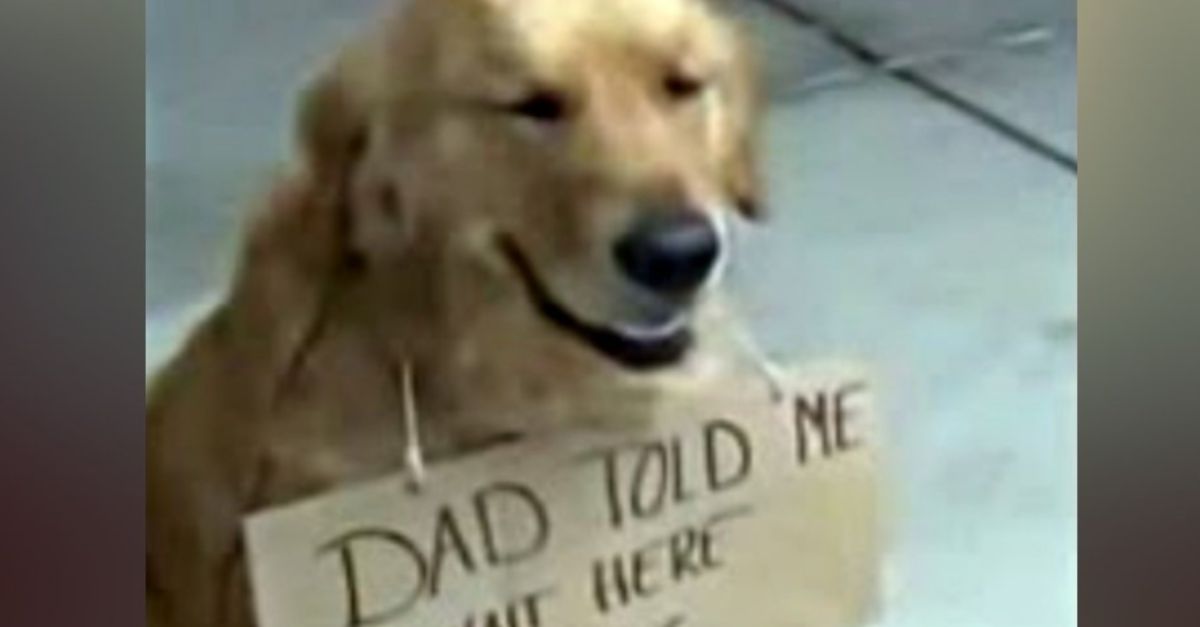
147 0 763 624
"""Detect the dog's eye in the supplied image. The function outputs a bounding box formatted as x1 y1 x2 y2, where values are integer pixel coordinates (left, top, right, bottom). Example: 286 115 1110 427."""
663 73 706 101
505 91 568 122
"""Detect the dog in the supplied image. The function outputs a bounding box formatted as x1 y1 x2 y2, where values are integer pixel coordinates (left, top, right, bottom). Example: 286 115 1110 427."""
147 0 766 624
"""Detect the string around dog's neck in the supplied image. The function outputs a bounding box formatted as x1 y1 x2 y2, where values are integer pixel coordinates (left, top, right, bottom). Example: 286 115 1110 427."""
398 359 426 492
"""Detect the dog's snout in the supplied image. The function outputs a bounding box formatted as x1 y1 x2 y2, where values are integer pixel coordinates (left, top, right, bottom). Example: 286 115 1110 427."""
614 211 720 295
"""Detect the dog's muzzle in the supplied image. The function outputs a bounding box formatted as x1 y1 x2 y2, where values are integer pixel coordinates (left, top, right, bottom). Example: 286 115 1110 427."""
499 234 696 370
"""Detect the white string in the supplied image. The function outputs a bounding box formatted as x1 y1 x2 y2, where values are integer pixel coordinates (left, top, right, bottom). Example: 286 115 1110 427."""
720 300 788 404
400 360 426 491
736 328 788 404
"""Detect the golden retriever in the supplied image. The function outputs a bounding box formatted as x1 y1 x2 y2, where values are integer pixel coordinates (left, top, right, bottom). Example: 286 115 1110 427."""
147 0 765 624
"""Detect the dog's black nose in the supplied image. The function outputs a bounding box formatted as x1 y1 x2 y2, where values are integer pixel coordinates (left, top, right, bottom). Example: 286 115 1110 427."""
614 212 720 295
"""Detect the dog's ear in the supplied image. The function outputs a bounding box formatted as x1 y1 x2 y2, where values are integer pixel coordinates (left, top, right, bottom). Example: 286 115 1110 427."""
720 23 765 221
228 170 348 394
297 46 414 262
225 52 388 390
296 50 372 193
725 122 763 221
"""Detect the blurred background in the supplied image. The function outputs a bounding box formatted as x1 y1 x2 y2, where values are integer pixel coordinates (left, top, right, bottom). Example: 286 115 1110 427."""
146 1 1077 625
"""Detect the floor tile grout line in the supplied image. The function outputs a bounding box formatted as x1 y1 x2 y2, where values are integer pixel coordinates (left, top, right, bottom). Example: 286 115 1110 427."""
749 0 1078 174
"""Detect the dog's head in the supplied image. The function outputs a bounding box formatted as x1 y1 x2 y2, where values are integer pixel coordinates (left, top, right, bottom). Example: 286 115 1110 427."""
297 0 762 373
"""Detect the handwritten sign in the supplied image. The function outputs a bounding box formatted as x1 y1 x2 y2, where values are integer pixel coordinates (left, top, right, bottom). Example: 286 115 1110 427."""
244 362 881 627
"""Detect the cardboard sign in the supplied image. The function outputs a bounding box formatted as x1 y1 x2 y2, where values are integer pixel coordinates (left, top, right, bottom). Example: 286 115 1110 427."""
244 363 881 627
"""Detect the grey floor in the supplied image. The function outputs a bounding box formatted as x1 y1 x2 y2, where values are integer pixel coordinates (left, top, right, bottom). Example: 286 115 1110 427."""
147 1 1077 625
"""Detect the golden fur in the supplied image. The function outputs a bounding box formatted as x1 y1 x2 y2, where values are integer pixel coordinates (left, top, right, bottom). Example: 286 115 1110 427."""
147 0 763 624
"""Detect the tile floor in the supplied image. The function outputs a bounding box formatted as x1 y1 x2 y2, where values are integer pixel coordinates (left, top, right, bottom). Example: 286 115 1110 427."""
146 1 1077 625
